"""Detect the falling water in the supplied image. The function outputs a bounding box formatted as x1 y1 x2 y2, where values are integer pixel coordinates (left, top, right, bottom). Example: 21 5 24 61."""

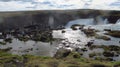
48 16 54 28
116 19 120 24
96 16 108 25
65 17 109 28
65 18 94 28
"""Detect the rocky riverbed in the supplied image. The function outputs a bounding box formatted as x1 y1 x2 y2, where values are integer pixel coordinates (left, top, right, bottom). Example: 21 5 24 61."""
0 22 120 61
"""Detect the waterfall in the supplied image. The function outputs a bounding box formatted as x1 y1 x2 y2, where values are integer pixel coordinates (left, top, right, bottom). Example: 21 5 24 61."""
104 18 109 24
116 19 120 24
65 18 94 28
96 16 108 25
48 16 54 28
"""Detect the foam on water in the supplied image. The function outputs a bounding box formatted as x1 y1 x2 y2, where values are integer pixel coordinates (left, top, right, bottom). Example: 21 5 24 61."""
53 28 92 50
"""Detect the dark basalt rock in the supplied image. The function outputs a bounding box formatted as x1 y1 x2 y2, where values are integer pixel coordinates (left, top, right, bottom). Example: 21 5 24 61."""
71 24 84 30
103 51 115 57
0 10 119 32
62 30 66 33
105 31 120 38
81 48 88 52
91 64 107 67
82 29 96 37
95 35 111 41
86 40 94 47
0 47 12 52
4 38 12 43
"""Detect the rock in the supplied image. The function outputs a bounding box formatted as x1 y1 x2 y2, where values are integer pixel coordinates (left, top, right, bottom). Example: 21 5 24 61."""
104 29 111 31
81 48 88 52
86 41 94 47
82 29 96 37
103 51 115 57
91 64 107 67
109 45 120 51
54 48 71 59
0 47 12 52
105 31 120 38
71 24 84 30
62 30 66 33
4 38 12 43
89 53 96 58
95 35 111 41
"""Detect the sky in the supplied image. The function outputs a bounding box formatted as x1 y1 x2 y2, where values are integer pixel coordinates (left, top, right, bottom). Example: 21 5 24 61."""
0 0 119 11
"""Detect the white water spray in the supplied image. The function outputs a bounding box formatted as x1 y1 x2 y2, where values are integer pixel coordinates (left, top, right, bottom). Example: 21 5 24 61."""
48 16 54 28
116 19 120 24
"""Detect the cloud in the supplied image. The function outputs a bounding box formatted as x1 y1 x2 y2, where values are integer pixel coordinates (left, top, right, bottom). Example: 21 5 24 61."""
0 0 119 11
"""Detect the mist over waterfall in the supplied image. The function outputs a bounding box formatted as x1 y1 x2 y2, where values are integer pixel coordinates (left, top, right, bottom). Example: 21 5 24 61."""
65 18 94 28
48 16 54 28
95 16 109 25
65 18 109 28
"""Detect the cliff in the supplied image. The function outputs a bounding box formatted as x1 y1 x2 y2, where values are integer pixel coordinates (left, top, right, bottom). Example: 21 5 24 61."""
0 9 119 32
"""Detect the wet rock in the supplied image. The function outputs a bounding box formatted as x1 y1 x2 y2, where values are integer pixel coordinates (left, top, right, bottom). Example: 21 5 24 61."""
86 40 94 47
62 30 66 33
104 29 111 31
108 45 120 51
81 48 88 52
71 24 84 30
18 36 29 42
4 38 12 43
32 31 54 42
95 35 111 41
105 31 120 38
115 54 119 57
89 53 97 58
54 48 71 59
89 45 100 50
103 51 115 57
0 47 12 52
72 52 81 58
105 58 114 61
91 64 107 67
82 29 96 37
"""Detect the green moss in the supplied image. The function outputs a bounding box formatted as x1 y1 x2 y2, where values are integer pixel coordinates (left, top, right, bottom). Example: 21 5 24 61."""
0 51 119 67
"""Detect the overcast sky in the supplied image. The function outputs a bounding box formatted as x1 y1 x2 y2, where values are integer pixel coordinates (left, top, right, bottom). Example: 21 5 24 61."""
0 0 119 11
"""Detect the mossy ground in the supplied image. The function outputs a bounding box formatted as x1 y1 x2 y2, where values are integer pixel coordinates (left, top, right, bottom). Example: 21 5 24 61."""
0 51 120 67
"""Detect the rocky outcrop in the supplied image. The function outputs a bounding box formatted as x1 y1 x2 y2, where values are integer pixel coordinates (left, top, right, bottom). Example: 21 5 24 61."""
0 9 119 32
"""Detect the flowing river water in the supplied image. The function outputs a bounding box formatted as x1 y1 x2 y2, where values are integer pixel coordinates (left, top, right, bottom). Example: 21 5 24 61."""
0 18 120 61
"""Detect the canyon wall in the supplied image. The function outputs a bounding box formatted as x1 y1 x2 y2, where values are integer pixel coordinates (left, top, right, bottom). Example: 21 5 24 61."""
0 9 119 32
